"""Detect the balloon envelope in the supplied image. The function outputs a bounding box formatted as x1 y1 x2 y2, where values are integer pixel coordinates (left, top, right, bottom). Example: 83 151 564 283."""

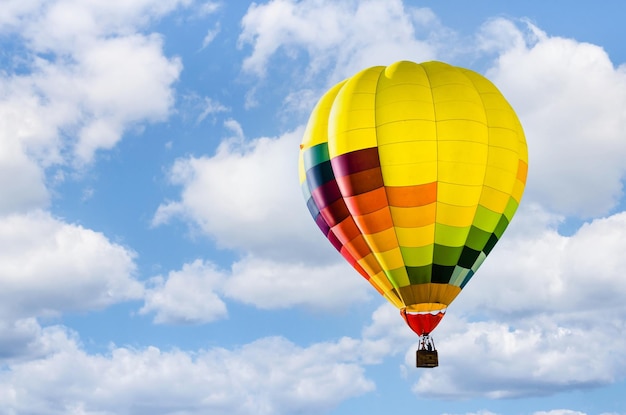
298 61 527 333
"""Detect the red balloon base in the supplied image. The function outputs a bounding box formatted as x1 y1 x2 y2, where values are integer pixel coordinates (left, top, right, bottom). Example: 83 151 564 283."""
400 308 445 336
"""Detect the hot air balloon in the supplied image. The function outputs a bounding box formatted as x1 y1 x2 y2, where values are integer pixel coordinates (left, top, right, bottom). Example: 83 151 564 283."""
298 61 527 367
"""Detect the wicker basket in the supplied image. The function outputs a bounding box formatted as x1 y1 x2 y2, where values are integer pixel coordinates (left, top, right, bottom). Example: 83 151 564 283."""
416 349 439 368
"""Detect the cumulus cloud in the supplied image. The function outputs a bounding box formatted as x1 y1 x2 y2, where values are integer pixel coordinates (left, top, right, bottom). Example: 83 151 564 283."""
359 302 417 363
0 318 58 362
0 0 185 219
0 140 48 214
223 255 370 310
412 316 625 399
0 325 375 415
454 209 626 319
7 0 193 52
139 255 371 323
153 126 331 263
239 0 439 82
140 259 228 324
70 34 182 161
9 32 182 165
0 211 142 319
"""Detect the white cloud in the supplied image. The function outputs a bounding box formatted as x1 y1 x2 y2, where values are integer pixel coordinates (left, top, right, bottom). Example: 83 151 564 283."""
0 0 185 218
223 255 371 310
282 88 319 117
10 0 193 53
197 1 221 17
456 209 626 318
179 94 230 126
153 127 331 263
139 255 371 322
198 96 229 122
239 0 438 81
0 326 375 415
0 0 39 28
0 318 58 362
201 22 221 49
359 302 417 364
0 211 142 319
477 17 529 54
482 19 626 218
15 304 608 415
140 259 228 324
0 140 48 214
412 316 625 399
223 118 244 140
30 33 182 164
0 72 73 168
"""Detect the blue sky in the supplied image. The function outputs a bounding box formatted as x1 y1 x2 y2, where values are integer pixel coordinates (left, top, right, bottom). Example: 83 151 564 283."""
2 1 626 414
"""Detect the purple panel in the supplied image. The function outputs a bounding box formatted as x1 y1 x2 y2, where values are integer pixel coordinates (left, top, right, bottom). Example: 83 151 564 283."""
311 179 342 211
314 213 331 236
331 147 380 178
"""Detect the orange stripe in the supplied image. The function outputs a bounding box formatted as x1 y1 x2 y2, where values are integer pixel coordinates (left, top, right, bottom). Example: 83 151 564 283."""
345 187 388 216
355 207 394 234
344 235 374 261
332 217 361 244
517 160 528 183
386 182 437 207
